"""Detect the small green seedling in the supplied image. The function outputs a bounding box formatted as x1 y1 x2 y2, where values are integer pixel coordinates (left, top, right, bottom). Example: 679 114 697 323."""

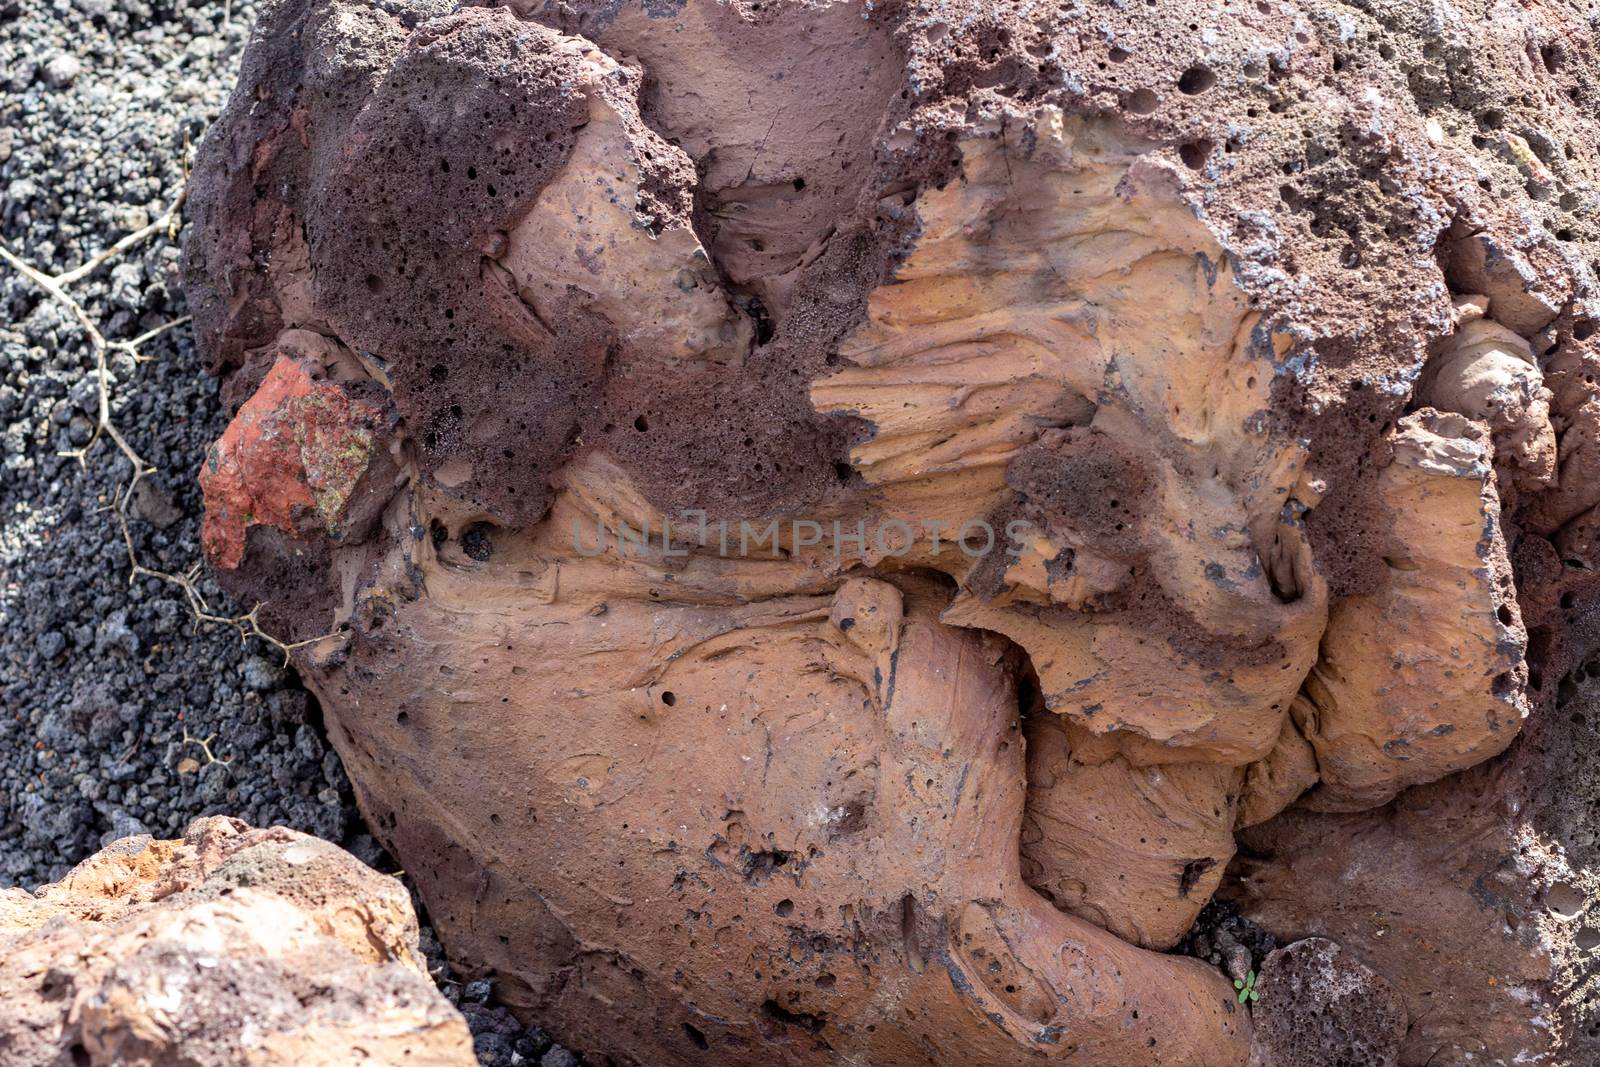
1234 970 1260 1004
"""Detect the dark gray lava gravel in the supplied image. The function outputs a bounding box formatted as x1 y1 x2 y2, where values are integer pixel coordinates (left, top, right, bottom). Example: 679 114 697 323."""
0 1 577 1062
0 0 337 893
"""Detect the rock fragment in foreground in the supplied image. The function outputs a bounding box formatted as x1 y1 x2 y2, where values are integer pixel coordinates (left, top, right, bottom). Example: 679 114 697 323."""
0 816 475 1067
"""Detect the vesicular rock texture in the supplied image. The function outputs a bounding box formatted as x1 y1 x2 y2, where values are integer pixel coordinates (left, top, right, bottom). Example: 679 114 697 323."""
184 0 1600 1063
0 817 475 1066
1251 938 1408 1067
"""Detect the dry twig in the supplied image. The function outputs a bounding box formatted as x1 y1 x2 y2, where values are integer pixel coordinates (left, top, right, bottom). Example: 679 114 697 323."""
0 148 344 666
179 727 230 772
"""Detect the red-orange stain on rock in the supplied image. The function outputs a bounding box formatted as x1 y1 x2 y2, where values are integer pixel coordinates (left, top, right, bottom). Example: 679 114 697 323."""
200 354 378 569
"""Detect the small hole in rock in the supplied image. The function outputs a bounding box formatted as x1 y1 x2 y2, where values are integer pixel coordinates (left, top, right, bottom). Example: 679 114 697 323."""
1126 87 1160 114
1178 64 1216 94
1179 140 1212 169
462 523 494 562
1547 880 1587 919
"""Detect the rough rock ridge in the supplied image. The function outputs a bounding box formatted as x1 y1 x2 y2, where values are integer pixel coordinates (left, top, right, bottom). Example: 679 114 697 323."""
0 816 476 1066
183 0 1600 1064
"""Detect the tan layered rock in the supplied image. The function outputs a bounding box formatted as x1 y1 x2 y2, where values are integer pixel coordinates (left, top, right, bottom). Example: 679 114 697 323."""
496 36 752 372
0 817 474 1067
814 112 1329 771
301 484 1251 1065
1235 701 1321 831
1419 297 1557 491
1022 714 1243 949
1299 410 1528 811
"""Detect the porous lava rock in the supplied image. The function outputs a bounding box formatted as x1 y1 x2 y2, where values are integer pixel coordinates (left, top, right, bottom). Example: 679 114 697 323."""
183 0 1600 1063
0 816 475 1066
1250 938 1407 1067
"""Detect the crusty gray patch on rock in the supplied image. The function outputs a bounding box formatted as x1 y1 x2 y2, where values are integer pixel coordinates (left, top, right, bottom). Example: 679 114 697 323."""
1252 938 1407 1067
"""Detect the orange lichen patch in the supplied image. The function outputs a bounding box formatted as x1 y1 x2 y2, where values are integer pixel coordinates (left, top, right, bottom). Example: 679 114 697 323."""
200 354 383 569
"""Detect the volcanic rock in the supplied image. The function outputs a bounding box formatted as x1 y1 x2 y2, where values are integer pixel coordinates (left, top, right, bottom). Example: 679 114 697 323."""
181 1 1600 1063
0 816 475 1067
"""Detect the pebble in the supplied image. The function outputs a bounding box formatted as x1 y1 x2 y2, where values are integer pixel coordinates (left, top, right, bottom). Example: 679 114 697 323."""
40 52 80 87
242 653 288 692
129 478 182 528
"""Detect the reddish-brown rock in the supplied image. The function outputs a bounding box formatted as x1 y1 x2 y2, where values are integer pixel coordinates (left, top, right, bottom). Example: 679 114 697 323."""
183 0 1600 1063
0 817 475 1067
199 332 397 569
1250 938 1407 1067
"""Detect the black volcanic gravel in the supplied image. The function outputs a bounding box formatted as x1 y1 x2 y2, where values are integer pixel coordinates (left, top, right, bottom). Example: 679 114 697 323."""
0 0 335 893
0 1 578 1061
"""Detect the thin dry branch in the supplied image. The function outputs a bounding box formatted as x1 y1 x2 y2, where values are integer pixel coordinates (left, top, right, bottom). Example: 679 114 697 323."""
0 158 345 666
179 726 230 772
0 211 157 475
112 478 342 665
114 314 194 363
52 181 189 287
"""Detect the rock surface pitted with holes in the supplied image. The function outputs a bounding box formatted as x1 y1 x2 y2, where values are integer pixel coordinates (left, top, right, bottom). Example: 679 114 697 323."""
0 817 475 1067
186 1 1600 1063
1251 938 1407 1067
